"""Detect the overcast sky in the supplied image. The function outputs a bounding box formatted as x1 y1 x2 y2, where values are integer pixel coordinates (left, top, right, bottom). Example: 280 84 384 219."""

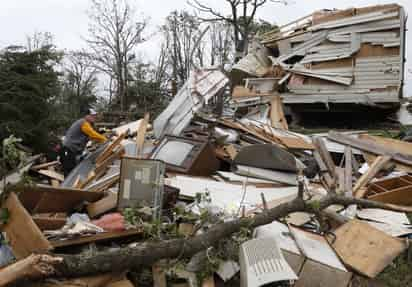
0 0 410 92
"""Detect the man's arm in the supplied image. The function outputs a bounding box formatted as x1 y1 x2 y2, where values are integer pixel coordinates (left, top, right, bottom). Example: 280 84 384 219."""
81 121 108 143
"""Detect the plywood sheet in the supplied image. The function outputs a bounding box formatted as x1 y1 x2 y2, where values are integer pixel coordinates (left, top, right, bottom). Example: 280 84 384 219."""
2 193 52 259
327 220 406 278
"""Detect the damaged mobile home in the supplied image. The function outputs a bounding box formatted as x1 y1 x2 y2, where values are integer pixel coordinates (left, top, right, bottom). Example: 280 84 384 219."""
1 3 412 287
232 4 407 114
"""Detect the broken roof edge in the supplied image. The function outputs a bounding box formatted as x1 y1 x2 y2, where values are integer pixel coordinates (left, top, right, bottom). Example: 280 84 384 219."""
261 3 403 44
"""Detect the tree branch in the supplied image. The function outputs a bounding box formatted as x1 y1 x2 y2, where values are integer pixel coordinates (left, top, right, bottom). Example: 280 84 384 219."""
2 193 412 285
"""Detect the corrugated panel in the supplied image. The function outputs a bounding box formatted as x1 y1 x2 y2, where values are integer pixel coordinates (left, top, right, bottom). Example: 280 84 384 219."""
330 19 400 35
282 91 399 104
153 69 229 138
328 32 398 42
232 42 271 77
278 31 328 63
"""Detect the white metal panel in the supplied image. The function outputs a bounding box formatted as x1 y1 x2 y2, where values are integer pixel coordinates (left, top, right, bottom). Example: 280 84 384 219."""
310 10 399 31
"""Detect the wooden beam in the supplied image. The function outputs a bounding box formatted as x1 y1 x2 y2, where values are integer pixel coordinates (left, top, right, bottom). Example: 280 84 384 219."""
37 169 64 182
96 132 127 166
31 161 59 171
328 131 412 166
354 155 391 198
313 137 336 178
270 96 288 130
136 113 150 158
344 147 353 195
313 150 335 189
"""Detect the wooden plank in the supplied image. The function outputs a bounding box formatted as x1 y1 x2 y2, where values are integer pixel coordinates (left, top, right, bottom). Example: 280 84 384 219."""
328 131 412 166
368 185 412 205
277 136 314 150
327 220 406 278
87 192 118 218
72 175 82 189
33 216 66 231
95 146 125 176
96 132 127 165
31 161 59 171
360 134 412 172
37 169 64 182
16 184 104 213
270 96 288 130
344 147 353 195
313 150 335 189
223 145 238 160
50 229 142 248
48 166 60 187
354 155 391 198
1 193 52 259
105 277 134 287
136 112 150 158
313 137 336 179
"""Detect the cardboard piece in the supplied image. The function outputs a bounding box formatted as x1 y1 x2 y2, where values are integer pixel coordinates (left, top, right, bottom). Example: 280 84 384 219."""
327 220 406 278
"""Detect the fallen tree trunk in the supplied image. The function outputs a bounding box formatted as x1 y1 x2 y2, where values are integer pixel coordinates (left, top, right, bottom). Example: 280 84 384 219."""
4 194 412 286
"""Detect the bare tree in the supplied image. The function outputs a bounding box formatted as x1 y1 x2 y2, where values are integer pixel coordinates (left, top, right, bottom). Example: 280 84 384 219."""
26 31 54 52
159 11 208 91
86 0 147 112
63 51 98 117
189 0 286 57
209 21 234 67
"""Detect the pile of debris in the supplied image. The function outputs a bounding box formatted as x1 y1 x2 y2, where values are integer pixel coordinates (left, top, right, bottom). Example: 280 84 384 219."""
0 4 411 287
231 3 406 111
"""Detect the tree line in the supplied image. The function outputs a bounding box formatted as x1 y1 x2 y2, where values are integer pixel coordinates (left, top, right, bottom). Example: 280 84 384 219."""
0 0 281 155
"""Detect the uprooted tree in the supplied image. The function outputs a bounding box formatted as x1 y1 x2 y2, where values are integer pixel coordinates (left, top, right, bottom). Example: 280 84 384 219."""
2 183 412 286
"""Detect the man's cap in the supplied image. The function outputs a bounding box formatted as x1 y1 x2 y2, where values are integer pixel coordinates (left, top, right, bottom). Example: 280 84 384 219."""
88 108 98 115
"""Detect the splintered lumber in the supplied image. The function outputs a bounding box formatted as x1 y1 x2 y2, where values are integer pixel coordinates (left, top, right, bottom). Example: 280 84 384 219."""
87 192 118 218
270 96 288 130
31 161 59 171
96 132 127 165
37 169 64 182
344 147 353 195
328 131 412 167
223 145 238 160
353 155 391 198
4 194 412 284
313 137 336 178
1 193 52 259
72 175 82 189
95 146 125 176
136 112 150 158
327 220 406 278
48 166 61 187
359 134 412 172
